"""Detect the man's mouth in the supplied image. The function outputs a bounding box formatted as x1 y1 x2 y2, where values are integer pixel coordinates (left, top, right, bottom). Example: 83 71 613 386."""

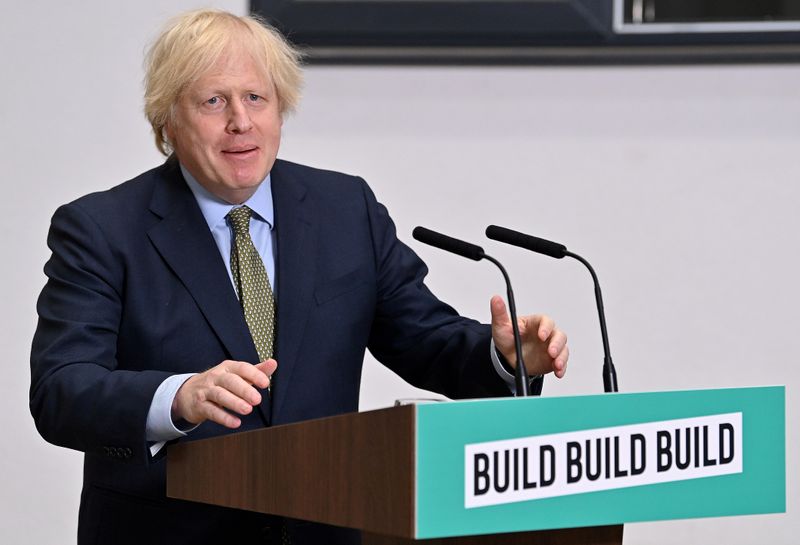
222 146 259 156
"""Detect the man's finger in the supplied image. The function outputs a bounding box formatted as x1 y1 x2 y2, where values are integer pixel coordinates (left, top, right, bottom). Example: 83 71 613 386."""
489 295 511 327
201 402 242 429
223 359 271 389
215 373 262 406
537 315 555 341
553 345 569 378
547 329 567 358
207 384 255 415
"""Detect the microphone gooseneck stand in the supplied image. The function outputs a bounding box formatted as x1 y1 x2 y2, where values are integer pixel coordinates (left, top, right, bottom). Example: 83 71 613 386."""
485 225 619 393
412 226 532 396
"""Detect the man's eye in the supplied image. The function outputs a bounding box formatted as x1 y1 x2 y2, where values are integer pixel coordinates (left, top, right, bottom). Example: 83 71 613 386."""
207 96 219 105
248 94 261 102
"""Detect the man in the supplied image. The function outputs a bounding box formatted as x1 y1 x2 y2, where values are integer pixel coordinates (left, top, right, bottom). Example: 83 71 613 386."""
30 9 568 545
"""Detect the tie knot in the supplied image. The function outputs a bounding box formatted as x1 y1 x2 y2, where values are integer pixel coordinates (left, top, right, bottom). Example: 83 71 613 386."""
228 206 253 235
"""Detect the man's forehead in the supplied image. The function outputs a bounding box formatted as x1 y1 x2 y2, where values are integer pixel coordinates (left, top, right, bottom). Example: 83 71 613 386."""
190 51 273 89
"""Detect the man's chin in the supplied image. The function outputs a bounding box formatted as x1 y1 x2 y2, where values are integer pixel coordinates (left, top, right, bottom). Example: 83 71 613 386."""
214 177 266 204
227 163 270 186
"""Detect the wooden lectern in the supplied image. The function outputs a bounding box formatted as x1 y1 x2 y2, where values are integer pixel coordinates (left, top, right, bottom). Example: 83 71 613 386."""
167 404 622 544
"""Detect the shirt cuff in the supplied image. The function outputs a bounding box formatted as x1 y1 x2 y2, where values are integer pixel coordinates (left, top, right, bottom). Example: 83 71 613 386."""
490 339 542 395
146 373 198 456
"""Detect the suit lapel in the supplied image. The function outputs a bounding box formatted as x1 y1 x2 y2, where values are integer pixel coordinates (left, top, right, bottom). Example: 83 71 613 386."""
146 162 261 367
271 162 316 420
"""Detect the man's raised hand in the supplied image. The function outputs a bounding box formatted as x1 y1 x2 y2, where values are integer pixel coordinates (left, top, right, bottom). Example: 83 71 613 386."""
490 295 569 379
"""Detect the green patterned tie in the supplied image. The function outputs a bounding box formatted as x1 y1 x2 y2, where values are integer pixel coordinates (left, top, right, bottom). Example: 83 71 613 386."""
228 206 275 362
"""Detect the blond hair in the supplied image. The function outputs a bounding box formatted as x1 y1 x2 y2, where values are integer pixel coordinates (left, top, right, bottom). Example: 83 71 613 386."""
144 9 303 155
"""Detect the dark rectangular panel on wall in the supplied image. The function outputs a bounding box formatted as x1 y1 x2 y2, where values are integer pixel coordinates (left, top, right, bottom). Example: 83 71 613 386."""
251 0 800 64
254 0 611 47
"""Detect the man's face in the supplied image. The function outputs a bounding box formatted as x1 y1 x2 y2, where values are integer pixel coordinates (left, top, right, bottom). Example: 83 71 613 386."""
167 50 282 204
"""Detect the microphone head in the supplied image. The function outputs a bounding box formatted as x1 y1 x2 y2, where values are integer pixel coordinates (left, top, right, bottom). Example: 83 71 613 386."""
486 225 567 259
413 226 485 261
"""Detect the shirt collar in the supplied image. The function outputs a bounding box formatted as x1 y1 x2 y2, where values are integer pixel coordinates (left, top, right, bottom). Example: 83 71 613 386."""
180 163 274 231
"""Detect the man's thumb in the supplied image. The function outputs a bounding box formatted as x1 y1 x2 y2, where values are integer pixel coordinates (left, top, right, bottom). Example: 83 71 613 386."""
490 295 510 327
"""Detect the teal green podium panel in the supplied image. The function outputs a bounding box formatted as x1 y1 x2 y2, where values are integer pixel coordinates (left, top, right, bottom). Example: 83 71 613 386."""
414 387 785 539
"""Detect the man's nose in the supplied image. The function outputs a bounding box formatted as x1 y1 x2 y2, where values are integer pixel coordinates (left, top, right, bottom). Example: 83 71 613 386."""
226 101 253 133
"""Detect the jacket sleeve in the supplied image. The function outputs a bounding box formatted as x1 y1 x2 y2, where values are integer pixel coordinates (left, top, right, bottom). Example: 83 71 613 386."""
30 202 171 465
360 180 510 400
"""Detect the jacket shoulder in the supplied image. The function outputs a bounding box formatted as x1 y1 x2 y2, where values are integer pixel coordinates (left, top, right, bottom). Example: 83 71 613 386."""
65 162 174 211
272 159 368 193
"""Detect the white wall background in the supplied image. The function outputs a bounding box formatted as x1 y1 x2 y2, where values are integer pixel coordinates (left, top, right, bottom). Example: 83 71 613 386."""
1 1 797 543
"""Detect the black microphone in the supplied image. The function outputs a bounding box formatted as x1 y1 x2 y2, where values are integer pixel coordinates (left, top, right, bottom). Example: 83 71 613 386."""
486 225 619 393
486 226 567 259
412 226 485 261
412 226 537 397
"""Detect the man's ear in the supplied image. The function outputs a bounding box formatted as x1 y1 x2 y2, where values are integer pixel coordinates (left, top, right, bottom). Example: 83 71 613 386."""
164 106 180 149
164 121 174 147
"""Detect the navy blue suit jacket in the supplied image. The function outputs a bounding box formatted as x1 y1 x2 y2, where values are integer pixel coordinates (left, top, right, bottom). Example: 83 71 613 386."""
30 158 508 544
